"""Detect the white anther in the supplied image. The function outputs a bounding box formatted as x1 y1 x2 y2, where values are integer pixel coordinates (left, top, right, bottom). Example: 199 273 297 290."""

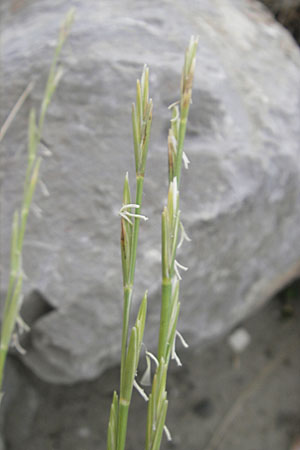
140 360 151 386
164 425 172 441
170 106 179 123
22 269 28 280
120 204 140 212
53 67 64 87
177 221 192 249
171 277 179 295
168 100 180 110
174 259 188 280
141 350 160 387
171 338 182 366
11 333 26 355
182 151 190 169
169 134 177 151
119 211 134 225
119 204 148 224
39 180 50 197
125 212 148 221
176 330 189 348
146 351 159 368
32 203 43 219
16 315 30 334
175 259 188 271
41 148 53 157
133 379 149 402
174 262 182 280
170 177 178 212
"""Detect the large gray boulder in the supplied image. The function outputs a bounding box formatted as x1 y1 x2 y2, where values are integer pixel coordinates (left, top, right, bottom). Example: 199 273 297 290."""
1 0 300 383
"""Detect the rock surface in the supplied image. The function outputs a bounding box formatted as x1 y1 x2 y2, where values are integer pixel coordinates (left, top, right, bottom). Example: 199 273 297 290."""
1 0 300 383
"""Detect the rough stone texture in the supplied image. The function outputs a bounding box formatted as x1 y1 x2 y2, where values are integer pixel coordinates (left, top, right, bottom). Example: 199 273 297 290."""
1 0 300 383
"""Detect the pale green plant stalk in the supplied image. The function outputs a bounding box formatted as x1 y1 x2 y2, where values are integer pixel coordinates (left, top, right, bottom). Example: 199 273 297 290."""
0 9 74 397
107 66 153 450
146 36 198 450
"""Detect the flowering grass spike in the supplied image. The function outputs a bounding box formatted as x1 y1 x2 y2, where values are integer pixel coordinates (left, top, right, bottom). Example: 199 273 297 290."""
0 9 74 399
107 36 198 450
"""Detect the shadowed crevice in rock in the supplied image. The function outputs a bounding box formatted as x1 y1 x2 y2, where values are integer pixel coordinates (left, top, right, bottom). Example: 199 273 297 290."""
18 290 56 353
21 290 55 327
259 0 300 45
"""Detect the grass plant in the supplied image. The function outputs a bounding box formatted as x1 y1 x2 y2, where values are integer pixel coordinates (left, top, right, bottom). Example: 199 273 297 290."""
107 36 198 450
0 9 74 398
1 14 197 447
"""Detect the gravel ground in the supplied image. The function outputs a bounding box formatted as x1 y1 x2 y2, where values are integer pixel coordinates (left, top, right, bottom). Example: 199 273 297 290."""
1 284 300 450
